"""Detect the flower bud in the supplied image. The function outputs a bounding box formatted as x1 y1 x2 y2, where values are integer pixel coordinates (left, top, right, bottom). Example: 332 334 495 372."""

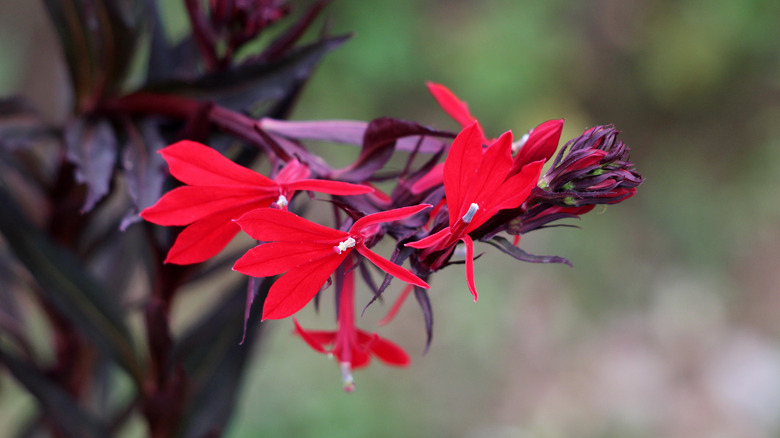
537 125 643 207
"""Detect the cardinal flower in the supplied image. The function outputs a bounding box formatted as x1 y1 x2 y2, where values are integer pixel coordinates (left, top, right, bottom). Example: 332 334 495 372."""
232 204 431 320
293 263 409 392
412 82 562 194
407 122 545 300
140 140 372 264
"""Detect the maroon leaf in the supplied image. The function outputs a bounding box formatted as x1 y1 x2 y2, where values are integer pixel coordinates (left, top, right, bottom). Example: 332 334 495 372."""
65 117 118 212
256 0 332 63
485 235 572 266
334 117 453 182
120 120 166 230
0 98 55 151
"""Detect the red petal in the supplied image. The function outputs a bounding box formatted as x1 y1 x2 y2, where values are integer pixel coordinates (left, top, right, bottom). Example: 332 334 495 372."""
292 318 332 354
461 235 478 302
378 284 414 326
427 82 479 129
351 204 432 234
355 243 429 289
141 186 266 226
284 179 374 195
444 123 484 225
164 208 246 264
274 159 310 184
472 159 545 232
566 150 607 170
261 253 347 320
297 330 338 345
232 241 336 277
234 208 347 243
461 130 514 227
369 334 410 367
343 345 372 369
161 141 273 187
511 119 563 173
405 227 452 249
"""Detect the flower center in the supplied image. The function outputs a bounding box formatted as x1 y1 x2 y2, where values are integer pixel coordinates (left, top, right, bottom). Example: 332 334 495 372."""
461 203 479 223
333 237 356 254
273 194 289 208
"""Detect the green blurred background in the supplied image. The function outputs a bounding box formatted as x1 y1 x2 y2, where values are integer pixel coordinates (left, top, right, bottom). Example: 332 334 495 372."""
2 0 780 437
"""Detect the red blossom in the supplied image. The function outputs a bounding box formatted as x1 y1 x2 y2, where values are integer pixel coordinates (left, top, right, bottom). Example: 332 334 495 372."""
412 82 562 194
292 264 409 391
426 81 490 144
407 123 545 301
140 140 372 264
232 205 431 320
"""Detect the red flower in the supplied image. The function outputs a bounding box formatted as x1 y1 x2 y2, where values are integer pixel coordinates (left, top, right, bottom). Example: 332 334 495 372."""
407 123 545 300
140 140 372 264
293 264 409 391
412 82 562 194
232 204 431 320
426 81 490 144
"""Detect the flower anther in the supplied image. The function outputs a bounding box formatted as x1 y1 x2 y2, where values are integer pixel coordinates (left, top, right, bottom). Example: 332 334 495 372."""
334 237 356 254
461 203 479 223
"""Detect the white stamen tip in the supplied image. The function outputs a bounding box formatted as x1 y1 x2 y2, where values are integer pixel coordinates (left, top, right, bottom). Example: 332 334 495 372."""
512 132 531 154
462 203 479 223
340 362 355 392
333 237 356 254
274 194 288 208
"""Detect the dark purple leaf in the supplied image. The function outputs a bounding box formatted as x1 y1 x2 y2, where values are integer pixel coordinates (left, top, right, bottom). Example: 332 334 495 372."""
120 120 166 230
259 119 367 145
413 287 434 354
43 0 146 105
256 0 332 63
0 255 34 360
334 117 453 182
240 277 262 344
100 0 147 95
42 0 97 103
0 98 56 151
144 34 351 112
259 118 451 153
146 0 201 83
485 235 572 266
65 117 118 212
0 179 142 384
175 278 272 438
0 347 109 438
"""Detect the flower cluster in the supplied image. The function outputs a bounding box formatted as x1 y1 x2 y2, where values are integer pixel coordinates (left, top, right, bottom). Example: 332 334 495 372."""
142 83 643 390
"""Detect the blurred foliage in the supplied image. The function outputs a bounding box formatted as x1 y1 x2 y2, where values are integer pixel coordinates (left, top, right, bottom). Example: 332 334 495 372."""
2 0 780 437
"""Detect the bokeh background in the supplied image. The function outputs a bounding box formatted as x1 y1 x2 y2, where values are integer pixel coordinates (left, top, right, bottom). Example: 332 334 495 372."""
2 0 780 437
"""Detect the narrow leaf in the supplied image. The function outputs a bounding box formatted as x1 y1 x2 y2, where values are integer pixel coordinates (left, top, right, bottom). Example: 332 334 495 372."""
413 287 434 354
175 278 272 438
334 117 453 182
146 34 351 112
120 119 167 230
0 177 141 384
485 235 572 266
0 98 57 151
64 117 118 212
0 347 110 438
259 118 451 153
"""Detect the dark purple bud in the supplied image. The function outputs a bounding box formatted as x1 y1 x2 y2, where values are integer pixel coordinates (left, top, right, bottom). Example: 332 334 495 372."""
536 125 643 207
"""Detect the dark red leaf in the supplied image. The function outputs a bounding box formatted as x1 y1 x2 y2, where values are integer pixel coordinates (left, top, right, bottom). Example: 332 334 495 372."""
64 117 118 212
